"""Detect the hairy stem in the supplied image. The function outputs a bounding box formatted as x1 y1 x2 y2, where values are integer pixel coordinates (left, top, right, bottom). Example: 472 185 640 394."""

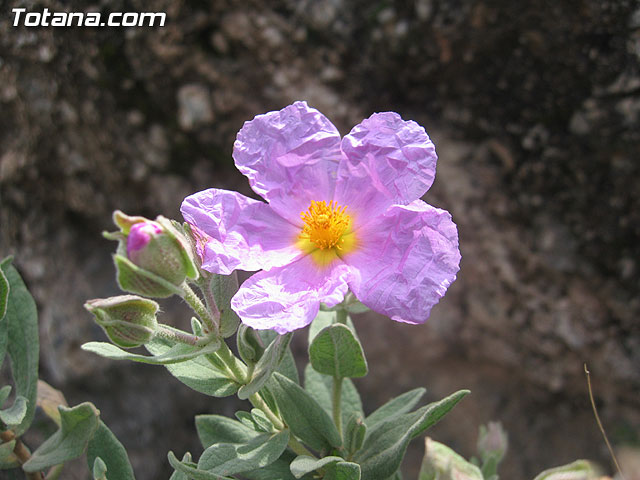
180 283 217 334
215 341 247 384
198 274 221 324
155 325 209 346
249 393 285 431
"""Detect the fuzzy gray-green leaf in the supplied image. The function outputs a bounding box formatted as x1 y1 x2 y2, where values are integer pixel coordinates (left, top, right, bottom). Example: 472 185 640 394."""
167 452 234 480
87 420 136 480
4 262 39 436
356 390 469 480
146 340 239 397
197 429 289 475
23 402 100 472
0 395 27 427
304 364 364 428
238 333 293 400
209 273 241 338
0 262 8 322
269 372 342 451
309 324 367 378
365 388 426 427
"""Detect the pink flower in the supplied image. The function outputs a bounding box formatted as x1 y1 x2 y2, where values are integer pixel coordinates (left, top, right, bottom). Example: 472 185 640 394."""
181 101 460 334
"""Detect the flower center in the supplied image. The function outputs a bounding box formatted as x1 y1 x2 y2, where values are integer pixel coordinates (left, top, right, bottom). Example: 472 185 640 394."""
300 200 351 250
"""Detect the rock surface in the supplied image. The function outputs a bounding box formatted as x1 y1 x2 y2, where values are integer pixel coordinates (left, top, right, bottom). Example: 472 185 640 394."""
1 0 639 478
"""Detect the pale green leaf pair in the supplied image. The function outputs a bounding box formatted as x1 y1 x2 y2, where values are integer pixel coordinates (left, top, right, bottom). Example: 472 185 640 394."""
355 390 470 479
169 429 289 478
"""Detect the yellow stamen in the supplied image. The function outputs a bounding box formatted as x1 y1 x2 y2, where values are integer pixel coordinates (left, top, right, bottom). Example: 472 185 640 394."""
300 200 350 250
297 200 357 266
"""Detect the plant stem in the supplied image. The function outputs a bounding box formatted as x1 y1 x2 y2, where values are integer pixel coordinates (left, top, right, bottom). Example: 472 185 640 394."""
1 430 44 480
198 274 221 323
180 283 217 334
332 375 344 438
336 308 347 325
155 325 209 346
249 393 285 430
215 341 247 383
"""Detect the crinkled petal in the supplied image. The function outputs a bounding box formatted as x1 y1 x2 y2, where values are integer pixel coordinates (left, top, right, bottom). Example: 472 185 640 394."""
231 256 353 334
345 200 460 324
233 101 342 225
335 112 437 225
181 188 302 275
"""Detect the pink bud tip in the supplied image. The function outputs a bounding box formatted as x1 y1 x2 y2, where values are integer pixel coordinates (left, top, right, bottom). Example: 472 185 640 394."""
127 222 162 258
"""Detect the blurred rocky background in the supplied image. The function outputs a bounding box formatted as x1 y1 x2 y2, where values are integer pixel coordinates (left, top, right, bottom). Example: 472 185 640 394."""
1 0 639 478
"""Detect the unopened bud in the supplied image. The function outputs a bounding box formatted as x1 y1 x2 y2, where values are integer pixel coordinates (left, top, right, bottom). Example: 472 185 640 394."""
420 437 484 480
104 211 198 297
85 295 159 348
477 421 508 463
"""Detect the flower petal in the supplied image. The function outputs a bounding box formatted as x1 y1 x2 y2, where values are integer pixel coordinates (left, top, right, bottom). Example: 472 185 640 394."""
345 200 460 324
231 256 353 334
233 101 342 225
335 112 437 224
181 188 302 275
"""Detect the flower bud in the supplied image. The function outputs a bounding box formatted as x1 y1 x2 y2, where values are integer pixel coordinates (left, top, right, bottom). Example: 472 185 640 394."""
104 211 198 298
477 421 508 463
85 295 159 348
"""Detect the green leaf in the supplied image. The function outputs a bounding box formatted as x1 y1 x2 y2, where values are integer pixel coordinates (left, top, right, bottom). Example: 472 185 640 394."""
209 273 241 338
356 390 469 480
304 364 364 428
325 461 361 480
0 385 11 405
344 414 367 456
365 388 426 427
168 452 234 480
309 324 367 378
269 372 342 451
0 262 9 322
0 395 27 427
23 402 100 472
290 455 345 478
114 254 183 298
532 460 601 480
196 415 260 448
0 438 18 467
383 471 403 480
418 437 483 480
82 335 220 365
258 330 300 384
169 452 192 480
238 333 293 400
309 310 337 343
308 311 357 344
197 429 289 475
87 420 136 480
93 457 108 480
4 262 39 436
251 408 274 433
0 312 7 373
242 450 302 480
145 341 239 397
